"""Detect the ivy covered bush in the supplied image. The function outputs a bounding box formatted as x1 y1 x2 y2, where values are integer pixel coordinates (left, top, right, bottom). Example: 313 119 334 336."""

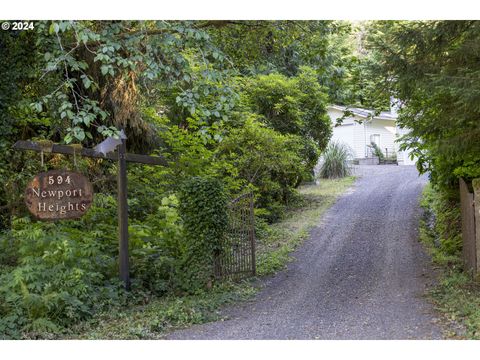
177 177 228 293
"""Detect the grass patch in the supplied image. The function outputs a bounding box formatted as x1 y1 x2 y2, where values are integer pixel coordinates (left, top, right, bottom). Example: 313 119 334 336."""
430 271 480 339
256 176 355 276
64 176 355 339
64 281 256 339
419 183 480 339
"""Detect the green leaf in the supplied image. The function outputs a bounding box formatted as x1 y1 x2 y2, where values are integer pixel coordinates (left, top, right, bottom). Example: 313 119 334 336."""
49 22 60 34
82 76 92 89
74 128 85 141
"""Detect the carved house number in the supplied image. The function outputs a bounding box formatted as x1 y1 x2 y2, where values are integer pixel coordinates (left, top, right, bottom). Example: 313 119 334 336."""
25 170 94 220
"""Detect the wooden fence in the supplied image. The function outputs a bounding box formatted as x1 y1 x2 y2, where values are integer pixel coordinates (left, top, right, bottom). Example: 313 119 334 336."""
459 178 480 276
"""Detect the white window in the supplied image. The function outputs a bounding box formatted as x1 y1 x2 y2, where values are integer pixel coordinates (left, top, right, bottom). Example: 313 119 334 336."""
370 134 380 147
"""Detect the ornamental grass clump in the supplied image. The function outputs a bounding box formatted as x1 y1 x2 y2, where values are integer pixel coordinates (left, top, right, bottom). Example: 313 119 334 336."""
319 141 353 179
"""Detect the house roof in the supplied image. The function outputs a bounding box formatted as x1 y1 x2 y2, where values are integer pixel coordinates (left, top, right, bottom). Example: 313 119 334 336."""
328 104 397 121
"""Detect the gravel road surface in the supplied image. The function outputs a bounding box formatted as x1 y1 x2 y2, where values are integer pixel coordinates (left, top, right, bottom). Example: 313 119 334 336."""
168 165 443 339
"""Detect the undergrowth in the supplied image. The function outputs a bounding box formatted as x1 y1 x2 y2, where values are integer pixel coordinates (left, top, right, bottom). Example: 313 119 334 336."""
66 281 256 339
419 183 480 339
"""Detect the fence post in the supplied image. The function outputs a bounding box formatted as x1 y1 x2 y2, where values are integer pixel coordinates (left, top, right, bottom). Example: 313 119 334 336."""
460 178 478 276
473 179 480 276
249 192 256 276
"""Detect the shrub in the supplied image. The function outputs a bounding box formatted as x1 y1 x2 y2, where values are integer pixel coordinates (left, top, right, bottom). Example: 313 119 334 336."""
178 177 228 293
0 214 125 339
218 117 307 221
319 141 353 179
369 141 385 160
128 194 184 295
420 184 462 263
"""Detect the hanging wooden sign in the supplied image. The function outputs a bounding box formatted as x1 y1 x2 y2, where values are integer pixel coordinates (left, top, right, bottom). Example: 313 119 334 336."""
24 170 94 220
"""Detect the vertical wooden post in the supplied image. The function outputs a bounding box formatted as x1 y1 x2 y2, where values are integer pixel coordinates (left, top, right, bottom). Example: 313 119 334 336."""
460 178 477 276
473 179 480 276
117 138 130 290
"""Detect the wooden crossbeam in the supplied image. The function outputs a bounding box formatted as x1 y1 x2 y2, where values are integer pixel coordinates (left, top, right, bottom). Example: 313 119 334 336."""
13 140 168 166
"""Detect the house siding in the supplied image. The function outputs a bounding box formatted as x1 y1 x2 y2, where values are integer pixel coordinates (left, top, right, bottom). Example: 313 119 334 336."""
353 121 366 158
328 108 357 157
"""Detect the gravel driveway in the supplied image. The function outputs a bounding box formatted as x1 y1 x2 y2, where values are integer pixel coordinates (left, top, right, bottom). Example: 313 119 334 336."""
168 165 443 339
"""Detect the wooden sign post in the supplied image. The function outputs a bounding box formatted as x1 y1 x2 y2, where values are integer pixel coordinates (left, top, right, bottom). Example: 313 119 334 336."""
117 139 130 289
13 139 167 290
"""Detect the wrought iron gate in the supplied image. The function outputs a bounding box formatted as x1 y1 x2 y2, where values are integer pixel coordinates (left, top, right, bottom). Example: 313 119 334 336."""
214 192 256 279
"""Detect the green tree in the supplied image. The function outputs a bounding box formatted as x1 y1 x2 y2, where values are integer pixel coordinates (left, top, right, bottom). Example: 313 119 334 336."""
240 67 331 179
206 21 332 77
22 21 235 150
243 67 331 151
366 20 480 189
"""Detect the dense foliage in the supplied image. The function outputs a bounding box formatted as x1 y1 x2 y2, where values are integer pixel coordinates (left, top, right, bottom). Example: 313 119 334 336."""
0 206 122 338
369 141 385 161
421 184 462 263
366 20 480 190
244 68 331 153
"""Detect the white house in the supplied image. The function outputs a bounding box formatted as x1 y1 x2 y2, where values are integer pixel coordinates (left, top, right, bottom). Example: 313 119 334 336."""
327 104 416 166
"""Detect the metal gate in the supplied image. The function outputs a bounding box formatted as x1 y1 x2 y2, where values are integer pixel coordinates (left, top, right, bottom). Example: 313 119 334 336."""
214 193 256 279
